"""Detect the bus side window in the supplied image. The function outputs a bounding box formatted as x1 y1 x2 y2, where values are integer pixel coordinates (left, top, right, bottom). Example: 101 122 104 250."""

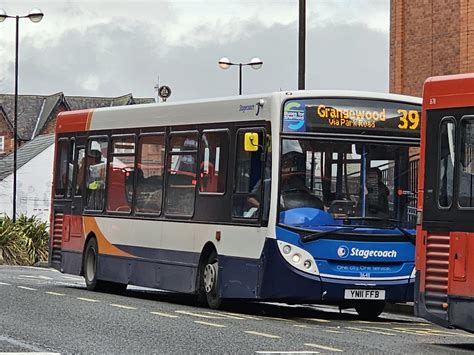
199 131 228 194
106 136 135 213
85 137 108 211
74 148 85 196
232 130 264 219
135 134 165 215
165 132 198 217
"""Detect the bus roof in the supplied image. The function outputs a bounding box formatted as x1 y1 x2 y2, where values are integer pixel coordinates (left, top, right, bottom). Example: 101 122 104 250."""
423 73 474 110
55 90 421 134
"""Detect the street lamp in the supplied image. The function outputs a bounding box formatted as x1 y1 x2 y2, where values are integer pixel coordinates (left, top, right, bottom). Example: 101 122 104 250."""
0 8 44 222
218 57 263 95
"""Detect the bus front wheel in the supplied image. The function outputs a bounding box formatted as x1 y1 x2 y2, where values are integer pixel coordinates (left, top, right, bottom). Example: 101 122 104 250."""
355 301 385 320
202 251 223 309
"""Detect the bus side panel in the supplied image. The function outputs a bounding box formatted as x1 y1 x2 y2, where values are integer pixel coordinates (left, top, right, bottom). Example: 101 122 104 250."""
219 256 260 299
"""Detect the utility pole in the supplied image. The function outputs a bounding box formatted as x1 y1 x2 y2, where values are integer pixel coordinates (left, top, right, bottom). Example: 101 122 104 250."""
298 0 306 90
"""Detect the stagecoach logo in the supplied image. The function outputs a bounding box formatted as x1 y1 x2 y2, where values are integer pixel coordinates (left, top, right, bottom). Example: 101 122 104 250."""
283 100 306 132
337 246 349 258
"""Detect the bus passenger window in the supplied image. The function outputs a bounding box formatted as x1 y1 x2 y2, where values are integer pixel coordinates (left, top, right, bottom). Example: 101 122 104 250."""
74 148 85 196
54 139 69 197
85 138 108 211
135 135 165 214
438 119 455 208
458 119 474 207
232 130 264 219
165 133 198 216
199 131 228 193
107 136 135 213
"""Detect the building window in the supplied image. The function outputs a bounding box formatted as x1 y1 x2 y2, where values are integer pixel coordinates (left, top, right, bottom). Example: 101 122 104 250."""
0 136 4 153
85 137 108 211
199 131 228 194
165 132 198 216
107 136 135 213
135 134 165 215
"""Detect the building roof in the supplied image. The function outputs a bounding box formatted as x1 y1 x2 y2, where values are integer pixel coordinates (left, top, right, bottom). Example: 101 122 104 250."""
0 133 55 181
0 93 155 141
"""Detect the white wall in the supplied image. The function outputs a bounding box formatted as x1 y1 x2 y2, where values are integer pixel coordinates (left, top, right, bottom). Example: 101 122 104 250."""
0 144 54 221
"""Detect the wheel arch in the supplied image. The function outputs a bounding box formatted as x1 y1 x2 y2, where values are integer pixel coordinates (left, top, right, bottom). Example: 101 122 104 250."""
195 242 217 293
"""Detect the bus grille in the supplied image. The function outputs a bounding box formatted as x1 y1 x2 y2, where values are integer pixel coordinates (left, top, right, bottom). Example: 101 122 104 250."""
51 212 63 267
424 233 450 320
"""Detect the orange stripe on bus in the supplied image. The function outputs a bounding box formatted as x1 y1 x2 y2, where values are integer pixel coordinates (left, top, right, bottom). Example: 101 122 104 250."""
83 216 135 258
56 110 92 134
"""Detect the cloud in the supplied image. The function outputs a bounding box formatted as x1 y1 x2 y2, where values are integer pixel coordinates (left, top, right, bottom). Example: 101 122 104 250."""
0 8 389 100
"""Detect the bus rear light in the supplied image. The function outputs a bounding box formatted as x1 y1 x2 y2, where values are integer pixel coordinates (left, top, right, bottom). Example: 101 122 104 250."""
442 303 449 310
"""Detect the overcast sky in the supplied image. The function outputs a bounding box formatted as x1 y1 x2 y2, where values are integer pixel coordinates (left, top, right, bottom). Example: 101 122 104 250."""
0 0 390 101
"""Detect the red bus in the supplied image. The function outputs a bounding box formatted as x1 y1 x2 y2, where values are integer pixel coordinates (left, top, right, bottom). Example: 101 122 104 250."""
415 73 474 333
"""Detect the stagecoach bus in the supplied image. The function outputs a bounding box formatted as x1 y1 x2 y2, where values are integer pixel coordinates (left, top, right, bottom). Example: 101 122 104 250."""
415 74 474 332
50 90 421 319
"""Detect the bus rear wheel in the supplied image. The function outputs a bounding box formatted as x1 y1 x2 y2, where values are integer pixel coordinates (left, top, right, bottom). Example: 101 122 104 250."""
202 251 223 309
84 238 126 294
355 301 386 320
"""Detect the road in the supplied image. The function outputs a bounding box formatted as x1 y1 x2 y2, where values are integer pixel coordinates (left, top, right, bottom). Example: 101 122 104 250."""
1 265 473 354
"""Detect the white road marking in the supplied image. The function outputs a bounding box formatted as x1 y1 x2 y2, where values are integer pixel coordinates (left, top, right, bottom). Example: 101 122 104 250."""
175 310 222 319
301 317 331 323
245 331 280 339
150 311 179 318
45 291 65 296
323 329 343 334
18 274 53 280
220 311 262 320
194 320 227 328
0 281 11 285
17 286 37 291
256 352 319 354
305 343 344 352
77 297 100 303
61 275 83 280
203 311 246 320
110 304 137 310
294 324 310 329
346 326 395 336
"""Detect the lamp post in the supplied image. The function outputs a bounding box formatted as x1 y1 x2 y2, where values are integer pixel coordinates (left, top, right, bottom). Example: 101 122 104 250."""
218 57 263 95
0 8 44 222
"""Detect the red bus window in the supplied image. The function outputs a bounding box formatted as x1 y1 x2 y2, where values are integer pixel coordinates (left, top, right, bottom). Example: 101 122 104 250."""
85 138 108 211
54 139 69 197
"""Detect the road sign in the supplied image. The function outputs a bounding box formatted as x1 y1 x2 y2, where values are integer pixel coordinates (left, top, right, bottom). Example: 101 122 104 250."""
158 85 171 100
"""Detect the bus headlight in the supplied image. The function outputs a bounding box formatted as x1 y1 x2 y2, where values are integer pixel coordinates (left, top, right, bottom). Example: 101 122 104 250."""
410 266 416 279
277 241 319 275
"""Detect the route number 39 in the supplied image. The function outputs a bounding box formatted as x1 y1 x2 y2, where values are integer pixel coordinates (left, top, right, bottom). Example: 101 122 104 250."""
397 109 420 130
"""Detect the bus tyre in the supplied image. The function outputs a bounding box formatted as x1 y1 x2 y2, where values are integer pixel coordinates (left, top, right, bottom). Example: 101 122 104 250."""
84 238 104 291
355 301 386 320
202 251 223 309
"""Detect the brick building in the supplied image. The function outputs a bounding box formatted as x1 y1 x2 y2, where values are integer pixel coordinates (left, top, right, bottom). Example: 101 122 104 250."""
390 0 474 97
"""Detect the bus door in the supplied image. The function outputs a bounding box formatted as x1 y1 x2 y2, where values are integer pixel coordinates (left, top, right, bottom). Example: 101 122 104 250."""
69 136 87 240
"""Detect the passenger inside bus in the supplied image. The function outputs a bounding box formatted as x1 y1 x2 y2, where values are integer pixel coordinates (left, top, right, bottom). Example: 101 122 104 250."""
365 167 389 218
279 151 324 211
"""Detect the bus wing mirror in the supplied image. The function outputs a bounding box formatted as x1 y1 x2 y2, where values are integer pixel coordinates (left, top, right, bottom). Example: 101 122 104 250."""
244 132 259 152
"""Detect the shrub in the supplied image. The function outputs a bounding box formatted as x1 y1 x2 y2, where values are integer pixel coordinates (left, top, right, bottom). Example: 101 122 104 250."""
0 215 49 265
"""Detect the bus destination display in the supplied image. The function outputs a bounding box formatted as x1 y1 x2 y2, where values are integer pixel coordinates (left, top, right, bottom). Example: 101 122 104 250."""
283 98 420 135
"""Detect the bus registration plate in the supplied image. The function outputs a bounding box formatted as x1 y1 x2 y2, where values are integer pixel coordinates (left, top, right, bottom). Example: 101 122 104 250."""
344 289 385 300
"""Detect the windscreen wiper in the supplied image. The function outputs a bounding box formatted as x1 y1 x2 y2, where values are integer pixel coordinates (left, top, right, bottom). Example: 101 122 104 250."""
334 216 415 244
299 227 357 243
